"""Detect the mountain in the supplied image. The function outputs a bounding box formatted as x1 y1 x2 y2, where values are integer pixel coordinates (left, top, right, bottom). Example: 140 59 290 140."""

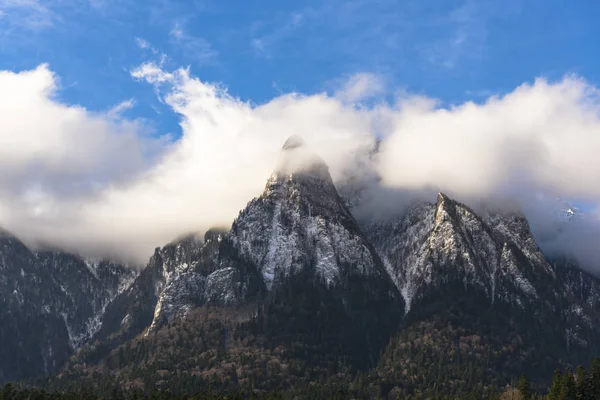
221 135 403 367
7 136 600 398
361 194 600 393
0 230 135 383
91 228 231 347
70 136 402 372
362 193 557 313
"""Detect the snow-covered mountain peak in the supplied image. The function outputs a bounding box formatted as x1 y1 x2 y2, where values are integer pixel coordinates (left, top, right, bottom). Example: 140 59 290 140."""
436 191 450 204
432 192 484 233
227 143 393 291
281 134 305 151
362 192 561 313
272 138 330 184
144 146 402 332
434 192 454 225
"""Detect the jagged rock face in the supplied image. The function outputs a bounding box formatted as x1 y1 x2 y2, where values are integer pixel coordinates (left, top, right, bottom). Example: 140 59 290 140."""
145 230 248 334
228 147 382 290
100 228 248 338
203 141 402 367
34 252 136 349
363 193 558 313
9 134 600 392
143 140 403 344
0 232 135 383
94 233 207 342
147 272 206 334
361 192 600 358
0 234 68 383
553 260 600 348
36 138 600 393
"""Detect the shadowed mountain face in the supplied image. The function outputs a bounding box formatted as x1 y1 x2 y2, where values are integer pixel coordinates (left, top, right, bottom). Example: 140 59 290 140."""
4 137 600 397
0 233 135 383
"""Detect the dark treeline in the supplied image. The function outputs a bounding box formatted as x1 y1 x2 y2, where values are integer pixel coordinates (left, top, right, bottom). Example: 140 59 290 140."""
2 358 600 400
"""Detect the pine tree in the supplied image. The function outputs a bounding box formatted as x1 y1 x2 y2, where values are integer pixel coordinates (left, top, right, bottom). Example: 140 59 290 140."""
518 374 532 400
0 383 14 400
574 365 590 400
561 370 577 400
549 370 563 400
591 358 600 399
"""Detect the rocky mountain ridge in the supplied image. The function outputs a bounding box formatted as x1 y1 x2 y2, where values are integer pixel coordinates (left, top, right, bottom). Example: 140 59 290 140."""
2 136 600 397
0 231 136 383
100 136 402 341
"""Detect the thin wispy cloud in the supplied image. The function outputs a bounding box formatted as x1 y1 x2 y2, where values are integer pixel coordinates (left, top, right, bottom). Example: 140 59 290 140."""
0 0 56 31
169 22 217 64
135 36 159 54
421 1 489 69
106 98 136 118
250 9 315 57
135 37 151 49
244 0 496 72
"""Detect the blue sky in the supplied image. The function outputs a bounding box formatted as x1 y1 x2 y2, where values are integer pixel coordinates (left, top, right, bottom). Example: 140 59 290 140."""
2 0 599 140
2 0 600 263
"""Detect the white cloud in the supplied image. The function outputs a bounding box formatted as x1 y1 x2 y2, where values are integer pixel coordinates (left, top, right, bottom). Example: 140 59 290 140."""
135 37 150 49
80 63 374 262
0 65 166 260
131 62 174 84
377 76 600 201
0 64 155 190
335 73 386 103
2 63 600 269
107 98 135 117
0 63 375 263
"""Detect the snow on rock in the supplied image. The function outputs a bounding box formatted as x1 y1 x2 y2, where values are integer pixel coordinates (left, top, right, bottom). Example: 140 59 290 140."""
146 137 395 333
363 201 435 313
147 272 206 334
228 139 379 291
204 267 241 305
363 193 554 313
143 138 600 356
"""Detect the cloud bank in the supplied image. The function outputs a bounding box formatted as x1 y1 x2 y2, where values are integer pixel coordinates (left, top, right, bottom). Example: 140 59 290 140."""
0 65 166 259
377 77 600 200
1 63 600 269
